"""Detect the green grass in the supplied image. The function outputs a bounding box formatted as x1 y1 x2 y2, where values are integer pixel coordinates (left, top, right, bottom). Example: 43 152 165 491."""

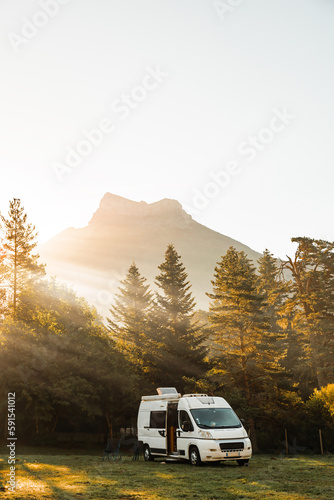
0 451 333 499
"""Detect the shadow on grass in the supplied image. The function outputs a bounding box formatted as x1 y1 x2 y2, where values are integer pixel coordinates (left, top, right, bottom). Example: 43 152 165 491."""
0 454 333 499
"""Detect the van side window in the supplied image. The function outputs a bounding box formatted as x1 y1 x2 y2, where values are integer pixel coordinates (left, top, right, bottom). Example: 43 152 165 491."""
150 411 166 428
179 410 193 431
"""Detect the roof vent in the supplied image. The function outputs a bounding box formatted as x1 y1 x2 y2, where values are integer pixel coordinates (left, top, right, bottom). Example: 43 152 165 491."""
184 394 214 404
156 387 178 395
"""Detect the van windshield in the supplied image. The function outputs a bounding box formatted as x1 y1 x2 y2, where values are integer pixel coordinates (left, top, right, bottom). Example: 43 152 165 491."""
190 408 241 429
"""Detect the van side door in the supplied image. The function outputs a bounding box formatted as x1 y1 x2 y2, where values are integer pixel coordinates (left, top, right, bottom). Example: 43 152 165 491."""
177 409 194 458
147 410 167 456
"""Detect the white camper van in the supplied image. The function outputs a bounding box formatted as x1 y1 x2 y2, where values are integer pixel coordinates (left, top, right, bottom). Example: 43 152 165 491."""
137 388 252 466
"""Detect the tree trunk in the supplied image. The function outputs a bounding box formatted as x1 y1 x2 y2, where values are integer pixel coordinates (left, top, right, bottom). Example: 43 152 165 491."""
316 366 326 389
13 218 17 315
248 416 258 452
241 351 259 452
52 413 59 433
307 319 325 389
105 412 113 439
4 411 8 440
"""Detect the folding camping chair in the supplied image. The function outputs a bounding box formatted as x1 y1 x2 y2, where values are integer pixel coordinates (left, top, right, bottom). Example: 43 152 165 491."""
102 438 113 461
102 438 122 461
112 438 122 460
132 440 140 460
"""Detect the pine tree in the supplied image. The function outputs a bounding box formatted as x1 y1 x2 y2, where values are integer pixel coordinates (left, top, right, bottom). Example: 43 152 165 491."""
282 237 334 388
0 198 44 315
257 250 287 327
257 250 315 396
153 244 207 390
256 249 305 399
207 247 284 451
107 263 153 371
257 250 293 375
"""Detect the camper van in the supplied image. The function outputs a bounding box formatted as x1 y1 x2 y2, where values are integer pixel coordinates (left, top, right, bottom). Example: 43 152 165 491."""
137 388 252 466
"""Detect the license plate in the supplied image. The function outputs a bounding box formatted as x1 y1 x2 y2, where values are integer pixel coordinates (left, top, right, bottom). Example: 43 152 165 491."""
225 452 240 457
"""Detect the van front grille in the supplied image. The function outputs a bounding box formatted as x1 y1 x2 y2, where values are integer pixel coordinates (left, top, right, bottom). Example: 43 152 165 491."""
219 442 244 452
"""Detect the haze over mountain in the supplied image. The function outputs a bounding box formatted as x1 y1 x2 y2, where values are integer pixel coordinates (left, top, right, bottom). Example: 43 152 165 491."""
39 193 262 315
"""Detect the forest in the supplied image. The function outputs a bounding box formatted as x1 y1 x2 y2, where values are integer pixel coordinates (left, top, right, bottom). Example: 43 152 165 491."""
0 198 333 453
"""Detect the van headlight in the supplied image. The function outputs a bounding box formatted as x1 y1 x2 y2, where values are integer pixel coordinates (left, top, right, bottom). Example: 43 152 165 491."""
199 430 213 439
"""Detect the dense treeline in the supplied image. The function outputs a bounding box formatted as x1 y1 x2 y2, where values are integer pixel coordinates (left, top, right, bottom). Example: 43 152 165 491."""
0 199 333 452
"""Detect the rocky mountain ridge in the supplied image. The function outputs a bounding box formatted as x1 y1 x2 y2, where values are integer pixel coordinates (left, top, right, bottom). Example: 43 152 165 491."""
39 193 262 316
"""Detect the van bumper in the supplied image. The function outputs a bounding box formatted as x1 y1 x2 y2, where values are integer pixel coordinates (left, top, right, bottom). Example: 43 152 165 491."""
197 438 252 462
203 451 252 462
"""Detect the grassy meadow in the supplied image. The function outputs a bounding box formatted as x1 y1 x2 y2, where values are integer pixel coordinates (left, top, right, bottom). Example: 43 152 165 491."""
0 450 333 500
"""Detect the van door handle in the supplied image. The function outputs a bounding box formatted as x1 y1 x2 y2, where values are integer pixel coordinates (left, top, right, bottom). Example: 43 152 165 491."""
177 430 181 437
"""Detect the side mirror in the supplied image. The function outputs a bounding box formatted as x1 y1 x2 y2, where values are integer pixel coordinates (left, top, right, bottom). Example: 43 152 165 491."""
240 419 245 426
182 421 191 432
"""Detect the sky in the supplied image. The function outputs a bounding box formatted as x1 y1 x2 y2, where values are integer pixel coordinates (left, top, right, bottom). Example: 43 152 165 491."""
0 0 333 259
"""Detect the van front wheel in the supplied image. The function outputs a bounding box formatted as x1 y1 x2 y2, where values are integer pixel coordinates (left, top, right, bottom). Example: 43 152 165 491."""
143 445 154 461
189 446 201 466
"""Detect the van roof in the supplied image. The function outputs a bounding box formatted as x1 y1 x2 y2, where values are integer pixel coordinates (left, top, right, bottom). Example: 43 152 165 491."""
140 394 229 408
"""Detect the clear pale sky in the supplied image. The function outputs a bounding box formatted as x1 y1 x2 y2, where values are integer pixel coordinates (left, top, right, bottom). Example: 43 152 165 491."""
0 0 333 259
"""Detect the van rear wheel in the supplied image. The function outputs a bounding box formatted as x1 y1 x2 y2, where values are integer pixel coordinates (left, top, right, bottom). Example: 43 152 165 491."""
189 446 201 466
143 445 154 461
237 459 249 466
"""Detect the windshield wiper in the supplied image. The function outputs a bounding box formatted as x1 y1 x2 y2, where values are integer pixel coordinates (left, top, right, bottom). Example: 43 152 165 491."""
214 425 241 429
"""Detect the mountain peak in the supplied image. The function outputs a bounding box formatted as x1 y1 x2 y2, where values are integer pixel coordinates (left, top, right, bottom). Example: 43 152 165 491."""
89 193 192 226
39 192 262 315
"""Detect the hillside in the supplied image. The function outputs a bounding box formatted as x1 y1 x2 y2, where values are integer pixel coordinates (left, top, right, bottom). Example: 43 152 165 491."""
38 193 262 315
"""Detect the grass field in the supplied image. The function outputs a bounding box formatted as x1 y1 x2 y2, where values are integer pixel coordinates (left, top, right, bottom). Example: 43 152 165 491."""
0 450 333 500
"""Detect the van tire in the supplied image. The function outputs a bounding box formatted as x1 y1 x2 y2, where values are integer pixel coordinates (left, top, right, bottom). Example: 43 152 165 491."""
189 446 201 466
143 445 154 461
237 459 249 466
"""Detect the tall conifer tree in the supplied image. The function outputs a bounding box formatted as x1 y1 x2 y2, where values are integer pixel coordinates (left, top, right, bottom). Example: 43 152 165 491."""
256 249 303 395
257 250 286 327
153 244 207 390
0 243 7 316
282 237 334 388
207 247 283 451
0 198 44 315
107 263 153 371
